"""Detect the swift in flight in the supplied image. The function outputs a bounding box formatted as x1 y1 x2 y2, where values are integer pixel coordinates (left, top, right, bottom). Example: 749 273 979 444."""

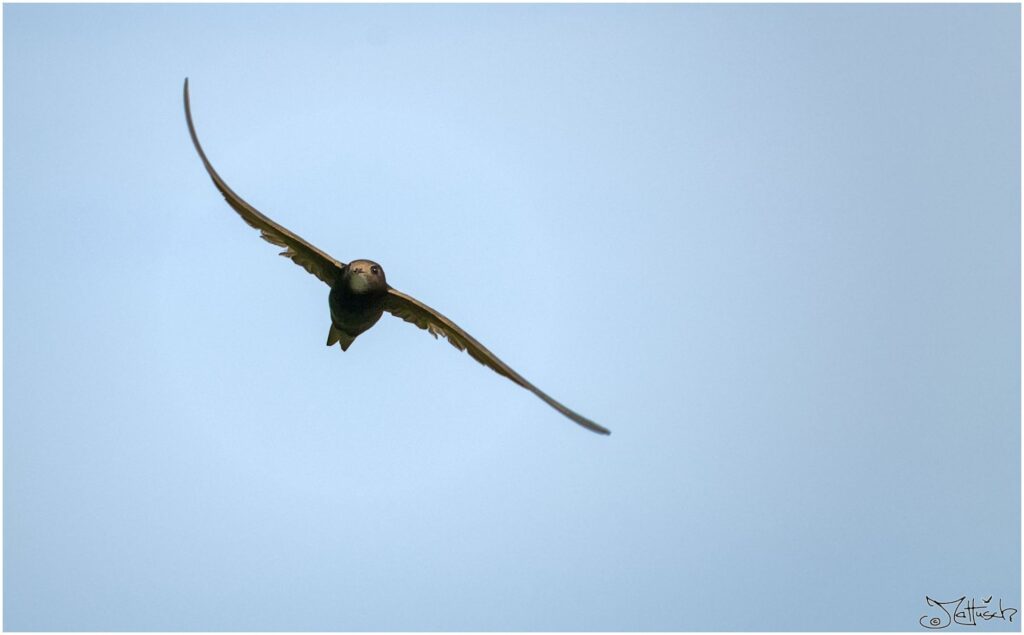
184 79 610 435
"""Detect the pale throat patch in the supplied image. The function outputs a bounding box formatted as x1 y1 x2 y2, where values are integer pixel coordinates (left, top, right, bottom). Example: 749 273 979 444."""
349 275 371 292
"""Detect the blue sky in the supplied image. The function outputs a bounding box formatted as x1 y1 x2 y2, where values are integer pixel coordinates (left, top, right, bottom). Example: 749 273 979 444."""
3 3 1020 631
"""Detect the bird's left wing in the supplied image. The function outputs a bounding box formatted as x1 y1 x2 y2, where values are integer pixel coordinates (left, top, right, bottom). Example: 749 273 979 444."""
383 287 610 435
183 78 346 286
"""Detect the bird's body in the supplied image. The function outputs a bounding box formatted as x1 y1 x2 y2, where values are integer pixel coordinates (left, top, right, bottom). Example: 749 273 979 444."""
183 78 610 435
327 259 387 350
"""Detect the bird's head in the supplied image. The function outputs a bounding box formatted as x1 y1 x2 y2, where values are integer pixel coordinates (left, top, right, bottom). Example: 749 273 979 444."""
344 259 387 294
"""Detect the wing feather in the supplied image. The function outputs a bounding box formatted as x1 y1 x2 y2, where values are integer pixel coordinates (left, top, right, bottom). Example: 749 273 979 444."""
383 287 610 435
183 78 346 285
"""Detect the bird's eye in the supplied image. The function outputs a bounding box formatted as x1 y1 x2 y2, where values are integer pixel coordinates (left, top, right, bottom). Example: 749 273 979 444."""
371 266 379 275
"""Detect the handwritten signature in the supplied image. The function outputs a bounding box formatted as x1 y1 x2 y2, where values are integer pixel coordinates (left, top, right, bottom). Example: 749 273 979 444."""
920 596 1017 629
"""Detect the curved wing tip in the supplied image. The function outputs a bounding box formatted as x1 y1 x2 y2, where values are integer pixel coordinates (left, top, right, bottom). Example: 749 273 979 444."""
577 418 611 435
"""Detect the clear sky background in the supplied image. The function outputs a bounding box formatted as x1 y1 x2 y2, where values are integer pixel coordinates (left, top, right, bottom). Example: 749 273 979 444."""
3 3 1020 631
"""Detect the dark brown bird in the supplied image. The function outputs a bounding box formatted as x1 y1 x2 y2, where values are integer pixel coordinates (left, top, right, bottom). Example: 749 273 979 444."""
183 79 610 435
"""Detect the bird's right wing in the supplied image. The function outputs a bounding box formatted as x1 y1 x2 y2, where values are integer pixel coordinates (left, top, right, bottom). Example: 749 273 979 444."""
183 78 346 286
383 287 611 435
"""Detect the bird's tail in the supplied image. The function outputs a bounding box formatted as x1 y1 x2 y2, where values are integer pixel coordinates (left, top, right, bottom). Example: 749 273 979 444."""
326 324 356 351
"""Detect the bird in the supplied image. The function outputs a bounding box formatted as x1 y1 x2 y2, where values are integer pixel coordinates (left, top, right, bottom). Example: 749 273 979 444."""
183 79 610 436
